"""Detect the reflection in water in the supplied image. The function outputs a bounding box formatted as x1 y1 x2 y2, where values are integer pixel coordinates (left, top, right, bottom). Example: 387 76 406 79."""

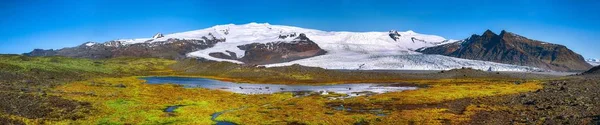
142 77 417 96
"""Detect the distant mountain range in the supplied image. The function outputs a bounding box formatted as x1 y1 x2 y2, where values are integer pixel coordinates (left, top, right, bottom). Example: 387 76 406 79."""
25 23 592 72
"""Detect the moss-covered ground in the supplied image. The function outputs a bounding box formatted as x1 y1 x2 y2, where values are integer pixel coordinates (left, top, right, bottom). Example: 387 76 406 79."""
2 55 573 125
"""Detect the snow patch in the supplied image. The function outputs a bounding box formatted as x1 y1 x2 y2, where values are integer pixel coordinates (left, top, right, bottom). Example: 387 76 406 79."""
587 58 600 66
84 42 97 46
115 38 154 45
152 33 164 39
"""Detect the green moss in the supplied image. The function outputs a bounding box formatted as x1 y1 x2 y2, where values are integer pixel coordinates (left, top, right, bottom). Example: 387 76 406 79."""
106 99 136 110
0 55 175 76
0 55 111 73
178 100 209 108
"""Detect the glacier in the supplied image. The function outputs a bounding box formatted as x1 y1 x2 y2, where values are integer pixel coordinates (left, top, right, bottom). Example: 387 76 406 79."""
108 22 541 71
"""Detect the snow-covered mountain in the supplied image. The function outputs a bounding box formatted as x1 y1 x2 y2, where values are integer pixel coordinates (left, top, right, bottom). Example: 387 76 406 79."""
179 23 536 71
587 58 600 66
25 22 541 71
178 23 453 62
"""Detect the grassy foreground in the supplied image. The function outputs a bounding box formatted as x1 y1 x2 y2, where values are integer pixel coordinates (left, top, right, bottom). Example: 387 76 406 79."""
0 55 547 124
0 55 175 124
49 77 541 124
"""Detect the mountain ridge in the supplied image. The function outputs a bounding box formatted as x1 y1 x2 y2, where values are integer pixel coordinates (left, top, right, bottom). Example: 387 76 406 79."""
418 30 591 71
583 65 600 75
24 23 551 71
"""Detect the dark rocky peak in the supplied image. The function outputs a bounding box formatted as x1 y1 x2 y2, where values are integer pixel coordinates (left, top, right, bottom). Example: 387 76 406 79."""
153 33 164 39
499 30 531 42
475 30 523 44
499 30 508 34
278 33 298 39
419 29 592 71
278 35 287 39
389 30 401 41
294 33 310 41
498 30 507 37
499 30 519 37
289 33 297 37
467 34 480 41
482 29 497 37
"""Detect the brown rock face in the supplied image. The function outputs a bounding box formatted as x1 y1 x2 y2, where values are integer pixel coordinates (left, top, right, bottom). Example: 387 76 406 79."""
234 33 326 65
419 30 592 71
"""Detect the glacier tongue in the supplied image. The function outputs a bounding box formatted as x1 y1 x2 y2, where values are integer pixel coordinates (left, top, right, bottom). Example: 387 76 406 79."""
265 52 539 71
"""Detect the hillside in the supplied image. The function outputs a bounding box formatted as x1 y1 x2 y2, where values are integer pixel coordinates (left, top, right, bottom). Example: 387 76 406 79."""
583 65 600 75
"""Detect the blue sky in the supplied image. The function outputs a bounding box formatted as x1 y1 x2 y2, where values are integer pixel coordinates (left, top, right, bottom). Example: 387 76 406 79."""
1 0 599 59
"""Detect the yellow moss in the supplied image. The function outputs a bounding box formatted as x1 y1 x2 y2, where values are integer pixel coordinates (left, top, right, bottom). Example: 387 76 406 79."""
218 96 375 125
369 79 542 104
51 76 542 124
53 76 300 124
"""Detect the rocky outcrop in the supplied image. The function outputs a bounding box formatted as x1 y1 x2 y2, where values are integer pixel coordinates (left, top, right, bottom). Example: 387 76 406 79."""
208 51 238 60
234 33 326 64
24 37 224 60
389 30 401 41
418 30 592 71
27 49 58 56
